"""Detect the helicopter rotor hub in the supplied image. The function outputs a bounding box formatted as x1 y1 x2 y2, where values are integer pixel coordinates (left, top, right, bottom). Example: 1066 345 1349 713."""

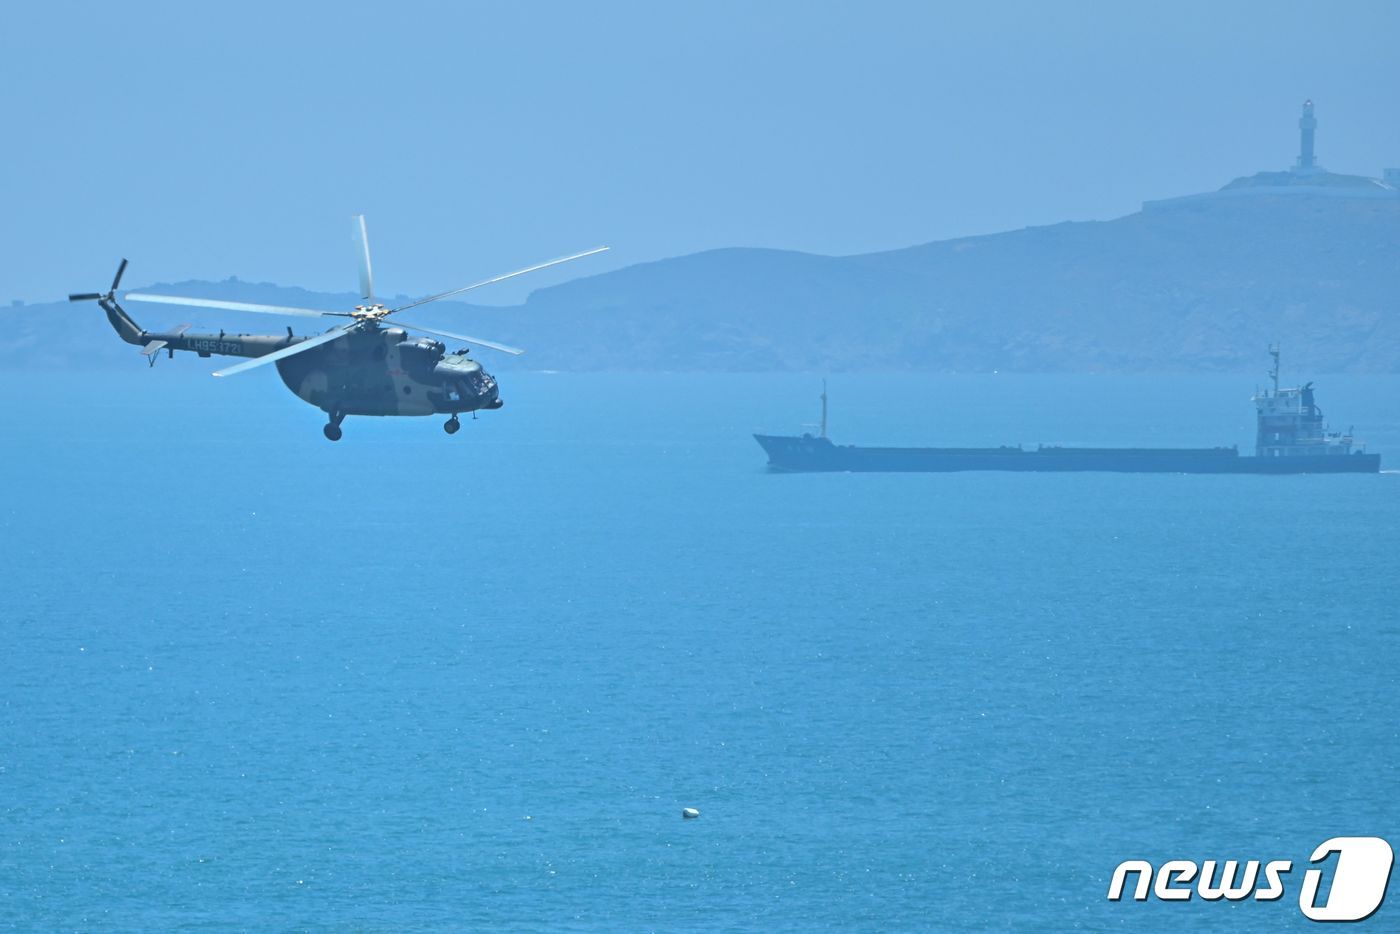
351 304 391 322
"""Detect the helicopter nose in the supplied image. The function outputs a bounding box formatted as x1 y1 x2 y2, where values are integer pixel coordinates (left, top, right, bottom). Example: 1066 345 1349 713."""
477 374 503 409
479 374 499 402
463 372 499 409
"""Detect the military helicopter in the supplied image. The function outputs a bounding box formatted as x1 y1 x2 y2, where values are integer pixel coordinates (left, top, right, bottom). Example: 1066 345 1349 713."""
69 216 607 440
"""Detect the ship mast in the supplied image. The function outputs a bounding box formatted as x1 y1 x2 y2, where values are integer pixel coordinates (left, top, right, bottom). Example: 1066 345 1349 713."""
1267 344 1281 394
820 379 828 439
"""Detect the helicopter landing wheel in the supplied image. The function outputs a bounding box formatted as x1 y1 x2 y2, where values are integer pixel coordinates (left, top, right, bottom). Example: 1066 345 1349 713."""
323 410 345 441
444 415 461 435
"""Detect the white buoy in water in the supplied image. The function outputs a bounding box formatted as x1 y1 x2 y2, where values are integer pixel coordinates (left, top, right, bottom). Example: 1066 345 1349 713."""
682 807 700 820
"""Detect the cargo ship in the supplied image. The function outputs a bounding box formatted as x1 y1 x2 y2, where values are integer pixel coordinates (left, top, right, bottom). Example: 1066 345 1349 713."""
754 350 1381 474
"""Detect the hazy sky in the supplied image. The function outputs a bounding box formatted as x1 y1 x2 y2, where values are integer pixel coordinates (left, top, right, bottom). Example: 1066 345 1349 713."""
5 0 1399 305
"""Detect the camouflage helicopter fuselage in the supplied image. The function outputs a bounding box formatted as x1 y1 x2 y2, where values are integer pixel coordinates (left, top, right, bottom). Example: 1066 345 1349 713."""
73 218 605 439
101 296 502 421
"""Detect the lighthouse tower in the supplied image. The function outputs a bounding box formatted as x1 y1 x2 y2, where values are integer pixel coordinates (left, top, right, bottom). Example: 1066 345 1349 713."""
1295 99 1318 171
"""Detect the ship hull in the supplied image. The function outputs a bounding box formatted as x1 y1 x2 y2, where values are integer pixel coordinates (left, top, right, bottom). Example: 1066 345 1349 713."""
754 435 1382 474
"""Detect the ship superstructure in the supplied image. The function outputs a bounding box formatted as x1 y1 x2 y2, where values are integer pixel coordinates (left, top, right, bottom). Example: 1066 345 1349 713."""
1253 346 1357 459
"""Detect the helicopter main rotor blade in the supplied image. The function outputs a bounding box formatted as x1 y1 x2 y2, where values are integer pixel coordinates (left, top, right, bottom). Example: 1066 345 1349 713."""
352 214 374 302
124 293 350 319
389 246 609 315
69 292 103 302
393 320 525 356
211 323 357 378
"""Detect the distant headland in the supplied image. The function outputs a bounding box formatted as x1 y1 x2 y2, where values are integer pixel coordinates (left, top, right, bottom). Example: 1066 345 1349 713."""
8 101 1399 373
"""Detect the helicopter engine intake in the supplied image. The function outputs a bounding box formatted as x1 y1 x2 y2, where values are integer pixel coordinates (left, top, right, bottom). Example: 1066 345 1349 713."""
397 337 446 375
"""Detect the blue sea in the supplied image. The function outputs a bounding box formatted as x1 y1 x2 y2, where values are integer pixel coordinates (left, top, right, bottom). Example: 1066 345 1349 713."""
2 369 1397 930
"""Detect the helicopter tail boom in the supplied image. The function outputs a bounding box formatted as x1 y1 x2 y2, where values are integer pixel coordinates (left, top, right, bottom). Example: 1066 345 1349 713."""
72 261 311 367
102 297 298 364
99 296 145 346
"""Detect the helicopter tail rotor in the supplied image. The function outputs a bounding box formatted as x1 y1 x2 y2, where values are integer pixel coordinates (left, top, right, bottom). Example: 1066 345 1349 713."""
69 258 129 303
68 259 147 347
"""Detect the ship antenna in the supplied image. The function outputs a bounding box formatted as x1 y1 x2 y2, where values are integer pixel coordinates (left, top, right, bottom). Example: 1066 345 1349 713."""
820 379 828 439
1267 343 1280 394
